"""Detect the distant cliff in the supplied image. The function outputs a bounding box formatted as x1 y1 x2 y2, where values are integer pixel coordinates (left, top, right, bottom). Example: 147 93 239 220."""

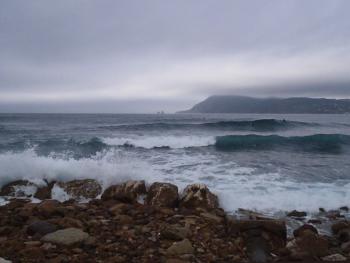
181 96 350 114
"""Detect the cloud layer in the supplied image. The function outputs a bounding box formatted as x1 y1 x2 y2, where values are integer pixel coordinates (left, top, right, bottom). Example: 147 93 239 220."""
1 0 350 112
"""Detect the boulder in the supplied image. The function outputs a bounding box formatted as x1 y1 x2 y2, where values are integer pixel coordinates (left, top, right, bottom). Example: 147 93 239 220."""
167 239 194 255
332 221 349 235
0 180 37 197
341 241 350 253
101 180 146 202
27 221 58 236
321 253 347 261
41 228 89 246
337 228 350 243
180 184 218 210
293 224 318 237
34 181 55 200
57 179 102 200
146 182 178 208
287 210 307 217
0 258 12 263
294 230 329 257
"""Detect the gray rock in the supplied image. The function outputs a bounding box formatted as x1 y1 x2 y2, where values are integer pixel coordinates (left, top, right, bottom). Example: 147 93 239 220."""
41 228 89 246
167 239 194 255
0 258 12 263
321 253 347 261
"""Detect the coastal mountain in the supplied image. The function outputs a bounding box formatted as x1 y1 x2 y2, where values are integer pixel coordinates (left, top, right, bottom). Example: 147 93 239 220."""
182 96 350 114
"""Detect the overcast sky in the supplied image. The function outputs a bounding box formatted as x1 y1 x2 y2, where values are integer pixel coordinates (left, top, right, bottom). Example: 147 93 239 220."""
1 0 350 113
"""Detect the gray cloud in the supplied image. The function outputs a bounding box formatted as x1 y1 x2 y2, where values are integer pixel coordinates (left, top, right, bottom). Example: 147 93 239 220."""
1 0 350 112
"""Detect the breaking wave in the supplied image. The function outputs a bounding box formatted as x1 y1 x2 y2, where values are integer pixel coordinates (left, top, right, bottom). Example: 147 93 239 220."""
215 134 350 153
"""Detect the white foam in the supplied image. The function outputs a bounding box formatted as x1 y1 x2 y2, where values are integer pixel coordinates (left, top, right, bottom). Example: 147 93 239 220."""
0 149 157 190
0 148 349 212
103 135 215 149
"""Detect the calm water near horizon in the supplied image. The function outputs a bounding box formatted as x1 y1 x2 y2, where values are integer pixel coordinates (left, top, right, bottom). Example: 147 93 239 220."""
0 113 350 214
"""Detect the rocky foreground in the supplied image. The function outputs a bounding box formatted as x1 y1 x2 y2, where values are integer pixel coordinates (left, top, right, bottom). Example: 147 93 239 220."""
0 179 350 262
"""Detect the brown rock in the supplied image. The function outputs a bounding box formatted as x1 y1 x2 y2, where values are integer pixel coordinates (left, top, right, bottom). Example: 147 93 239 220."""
293 224 318 237
35 200 62 217
57 179 102 200
338 228 350 243
332 221 349 235
0 180 37 197
146 182 178 208
295 230 329 257
180 184 218 210
34 181 55 200
101 180 146 202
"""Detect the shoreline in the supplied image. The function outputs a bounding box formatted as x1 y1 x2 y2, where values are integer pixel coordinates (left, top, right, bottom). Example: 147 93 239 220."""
0 179 349 262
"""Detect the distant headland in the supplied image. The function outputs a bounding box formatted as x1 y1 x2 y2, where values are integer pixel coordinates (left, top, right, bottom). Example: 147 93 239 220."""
180 96 350 114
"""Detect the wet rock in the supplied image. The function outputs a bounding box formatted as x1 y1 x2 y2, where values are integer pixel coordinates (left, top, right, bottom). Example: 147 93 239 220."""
167 239 194 255
341 241 350 253
337 228 350 243
34 181 55 200
57 179 102 200
27 221 58 236
24 241 42 247
146 182 178 208
101 180 146 202
0 180 37 197
321 253 347 261
294 230 329 257
180 184 218 210
332 221 349 235
41 227 89 246
287 210 307 217
0 258 12 263
161 225 189 241
293 224 318 237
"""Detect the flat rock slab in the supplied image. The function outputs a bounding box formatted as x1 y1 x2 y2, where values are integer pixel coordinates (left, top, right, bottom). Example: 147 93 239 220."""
41 228 89 246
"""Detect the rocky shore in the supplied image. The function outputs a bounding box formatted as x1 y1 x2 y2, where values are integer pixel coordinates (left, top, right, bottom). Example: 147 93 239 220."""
0 179 349 262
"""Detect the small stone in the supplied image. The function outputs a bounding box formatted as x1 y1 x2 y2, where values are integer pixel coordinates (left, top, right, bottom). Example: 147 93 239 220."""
167 239 194 255
200 212 223 224
161 225 189 241
41 228 89 246
321 253 347 261
24 241 42 247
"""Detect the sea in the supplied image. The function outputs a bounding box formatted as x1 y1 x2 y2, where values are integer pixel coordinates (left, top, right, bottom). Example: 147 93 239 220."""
0 113 350 215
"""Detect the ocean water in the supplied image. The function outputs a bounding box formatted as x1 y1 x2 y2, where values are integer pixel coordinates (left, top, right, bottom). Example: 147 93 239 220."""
0 113 350 213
